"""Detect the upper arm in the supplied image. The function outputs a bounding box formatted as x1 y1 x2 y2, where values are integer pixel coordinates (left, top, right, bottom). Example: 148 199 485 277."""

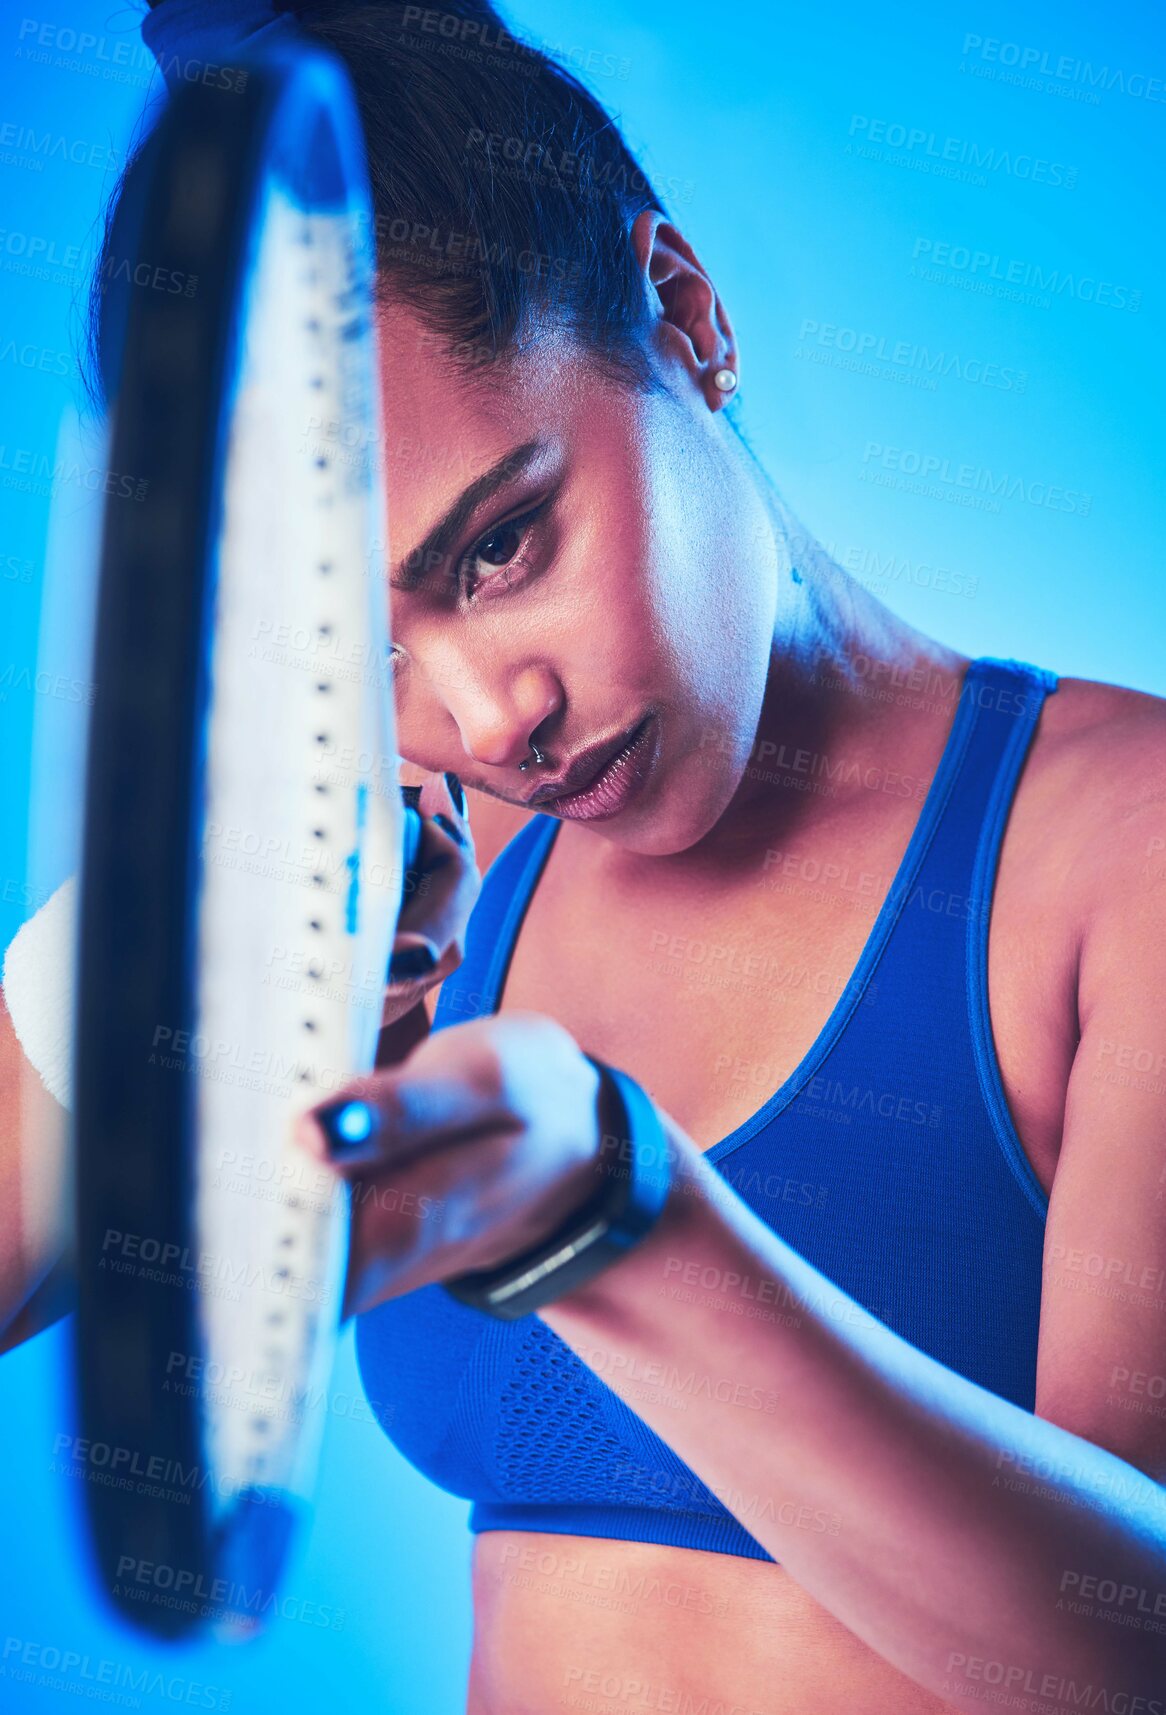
1034 735 1166 1485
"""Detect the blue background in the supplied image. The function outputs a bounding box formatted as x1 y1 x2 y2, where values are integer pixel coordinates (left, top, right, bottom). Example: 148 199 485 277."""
1 2 1163 1710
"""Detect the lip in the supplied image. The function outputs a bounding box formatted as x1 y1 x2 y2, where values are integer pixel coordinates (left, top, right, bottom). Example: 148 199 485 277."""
527 714 657 822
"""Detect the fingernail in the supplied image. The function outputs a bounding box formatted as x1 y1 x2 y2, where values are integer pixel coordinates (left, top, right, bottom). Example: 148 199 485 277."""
434 812 467 847
443 772 465 814
400 784 423 812
312 1098 380 1158
388 942 439 982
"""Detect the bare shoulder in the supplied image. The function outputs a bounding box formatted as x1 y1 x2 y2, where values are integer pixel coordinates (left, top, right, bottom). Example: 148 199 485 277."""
1041 672 1166 750
1028 672 1166 908
1037 673 1166 802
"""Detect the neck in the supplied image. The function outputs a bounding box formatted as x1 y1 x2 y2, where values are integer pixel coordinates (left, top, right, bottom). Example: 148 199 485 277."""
716 471 968 850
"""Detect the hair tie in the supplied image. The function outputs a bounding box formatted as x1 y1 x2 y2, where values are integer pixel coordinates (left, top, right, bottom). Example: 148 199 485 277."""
140 0 302 94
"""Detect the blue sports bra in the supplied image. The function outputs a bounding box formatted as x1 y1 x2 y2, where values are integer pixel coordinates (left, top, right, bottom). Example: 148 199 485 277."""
355 657 1057 1561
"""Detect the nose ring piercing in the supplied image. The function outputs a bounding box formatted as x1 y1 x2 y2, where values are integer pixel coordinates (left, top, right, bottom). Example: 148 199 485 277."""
518 742 546 772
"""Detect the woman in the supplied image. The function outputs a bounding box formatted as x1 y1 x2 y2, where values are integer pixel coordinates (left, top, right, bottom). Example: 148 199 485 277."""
4 1 1165 1710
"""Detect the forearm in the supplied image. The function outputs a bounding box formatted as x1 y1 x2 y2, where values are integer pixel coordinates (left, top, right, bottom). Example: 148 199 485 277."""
539 1130 1166 1708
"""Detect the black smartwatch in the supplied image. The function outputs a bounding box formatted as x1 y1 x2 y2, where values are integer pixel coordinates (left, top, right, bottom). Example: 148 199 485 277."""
443 1057 674 1320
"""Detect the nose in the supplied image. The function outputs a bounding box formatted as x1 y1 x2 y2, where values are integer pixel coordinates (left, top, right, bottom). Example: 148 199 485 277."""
411 650 563 773
455 664 562 769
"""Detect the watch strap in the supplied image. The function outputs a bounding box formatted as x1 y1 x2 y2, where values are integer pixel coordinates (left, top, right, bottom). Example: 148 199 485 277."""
442 1056 673 1320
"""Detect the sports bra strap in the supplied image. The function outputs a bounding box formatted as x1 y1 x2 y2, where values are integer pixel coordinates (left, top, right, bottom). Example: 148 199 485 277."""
433 814 556 1031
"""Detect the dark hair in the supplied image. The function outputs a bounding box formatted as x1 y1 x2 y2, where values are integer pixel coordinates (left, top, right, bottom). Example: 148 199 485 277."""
86 0 671 407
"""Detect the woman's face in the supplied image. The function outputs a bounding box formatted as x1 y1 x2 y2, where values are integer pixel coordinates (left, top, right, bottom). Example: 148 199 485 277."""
378 302 779 858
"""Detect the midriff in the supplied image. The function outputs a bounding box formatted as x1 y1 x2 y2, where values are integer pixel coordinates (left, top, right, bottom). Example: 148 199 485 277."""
467 1532 958 1714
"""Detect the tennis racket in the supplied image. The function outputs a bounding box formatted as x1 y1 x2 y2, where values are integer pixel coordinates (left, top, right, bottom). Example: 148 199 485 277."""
73 34 415 1641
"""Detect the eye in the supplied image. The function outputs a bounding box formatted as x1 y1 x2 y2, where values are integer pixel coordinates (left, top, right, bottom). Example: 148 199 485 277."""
461 504 543 596
475 518 526 568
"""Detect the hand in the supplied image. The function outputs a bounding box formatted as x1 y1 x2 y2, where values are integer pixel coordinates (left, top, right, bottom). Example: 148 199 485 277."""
382 771 479 1034
294 1012 608 1319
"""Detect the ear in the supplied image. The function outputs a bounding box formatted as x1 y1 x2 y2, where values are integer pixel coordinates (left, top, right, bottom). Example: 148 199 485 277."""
630 209 738 409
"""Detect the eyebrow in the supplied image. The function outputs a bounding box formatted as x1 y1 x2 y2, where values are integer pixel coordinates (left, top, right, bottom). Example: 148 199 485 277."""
388 439 546 593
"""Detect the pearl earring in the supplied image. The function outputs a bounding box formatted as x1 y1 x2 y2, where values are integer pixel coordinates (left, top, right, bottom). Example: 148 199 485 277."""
713 367 738 393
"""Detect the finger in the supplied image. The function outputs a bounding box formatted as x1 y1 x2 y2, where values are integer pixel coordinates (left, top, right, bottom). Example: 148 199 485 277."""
415 769 473 850
386 932 441 986
294 1062 509 1175
394 807 479 942
396 770 473 889
392 846 476 954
